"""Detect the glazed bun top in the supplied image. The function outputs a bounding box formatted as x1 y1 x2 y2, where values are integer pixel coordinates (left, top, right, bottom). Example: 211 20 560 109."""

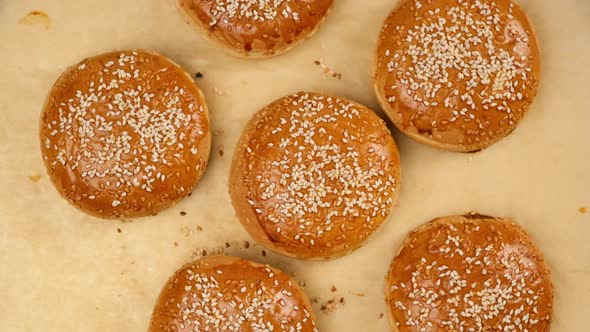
177 0 334 57
40 50 211 219
230 92 401 260
386 214 553 332
374 0 541 152
149 255 318 332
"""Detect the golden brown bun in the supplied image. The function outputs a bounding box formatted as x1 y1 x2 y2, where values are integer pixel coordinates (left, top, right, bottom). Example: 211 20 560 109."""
177 0 334 58
374 0 541 152
149 255 318 332
386 214 554 332
229 92 401 260
40 50 211 219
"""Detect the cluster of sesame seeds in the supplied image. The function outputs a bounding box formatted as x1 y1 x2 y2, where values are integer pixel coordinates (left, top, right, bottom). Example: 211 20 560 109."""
243 93 399 251
160 261 317 332
209 0 299 26
41 51 208 211
388 219 552 332
382 0 535 131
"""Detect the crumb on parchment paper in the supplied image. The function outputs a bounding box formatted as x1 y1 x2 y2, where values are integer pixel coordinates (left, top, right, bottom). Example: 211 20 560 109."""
28 174 42 182
19 10 51 29
314 58 342 80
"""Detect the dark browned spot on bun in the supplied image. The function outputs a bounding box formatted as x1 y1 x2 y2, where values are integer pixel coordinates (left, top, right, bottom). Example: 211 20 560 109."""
463 212 495 220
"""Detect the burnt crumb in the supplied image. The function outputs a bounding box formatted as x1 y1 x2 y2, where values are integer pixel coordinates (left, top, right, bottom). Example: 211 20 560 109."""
312 298 319 304
174 242 179 247
117 228 122 233
378 313 384 319
299 280 306 287
188 192 192 197
225 242 231 248
195 72 203 79
331 285 337 292
319 297 345 314
197 226 203 231
261 250 267 257
314 58 342 80
180 211 187 216
202 250 207 256
331 72 343 80
244 241 250 249
218 146 224 157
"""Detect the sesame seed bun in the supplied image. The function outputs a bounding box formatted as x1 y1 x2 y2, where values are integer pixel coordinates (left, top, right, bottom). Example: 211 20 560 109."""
39 50 211 219
148 255 318 332
229 92 401 260
176 0 334 58
386 214 554 332
374 0 541 152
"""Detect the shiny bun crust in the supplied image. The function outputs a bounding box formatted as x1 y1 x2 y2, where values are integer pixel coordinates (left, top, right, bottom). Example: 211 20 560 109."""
177 0 334 58
230 92 401 260
374 0 541 152
149 255 318 332
386 214 554 332
40 50 211 219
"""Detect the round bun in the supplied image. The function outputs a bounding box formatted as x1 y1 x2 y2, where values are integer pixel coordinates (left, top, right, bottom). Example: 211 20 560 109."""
230 92 401 260
149 255 318 332
386 214 554 332
40 50 211 219
176 0 334 58
374 0 541 152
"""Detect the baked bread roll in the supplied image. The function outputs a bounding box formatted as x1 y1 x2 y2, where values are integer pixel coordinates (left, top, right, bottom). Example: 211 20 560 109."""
386 214 554 332
176 0 334 58
149 255 318 332
40 50 211 219
230 92 401 260
374 0 541 152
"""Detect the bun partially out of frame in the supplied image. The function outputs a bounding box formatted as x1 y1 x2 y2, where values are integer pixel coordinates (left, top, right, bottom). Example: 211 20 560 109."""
149 255 318 332
177 0 334 58
386 214 554 332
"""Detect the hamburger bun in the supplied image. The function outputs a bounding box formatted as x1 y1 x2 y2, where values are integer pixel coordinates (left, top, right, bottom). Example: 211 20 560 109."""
40 50 211 219
374 0 541 152
386 214 554 331
229 92 401 260
148 255 318 332
176 0 334 58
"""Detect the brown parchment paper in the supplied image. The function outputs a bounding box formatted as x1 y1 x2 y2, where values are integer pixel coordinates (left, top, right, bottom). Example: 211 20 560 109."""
1 0 589 331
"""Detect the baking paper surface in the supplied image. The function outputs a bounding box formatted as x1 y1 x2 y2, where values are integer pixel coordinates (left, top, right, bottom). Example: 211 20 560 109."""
0 0 589 331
